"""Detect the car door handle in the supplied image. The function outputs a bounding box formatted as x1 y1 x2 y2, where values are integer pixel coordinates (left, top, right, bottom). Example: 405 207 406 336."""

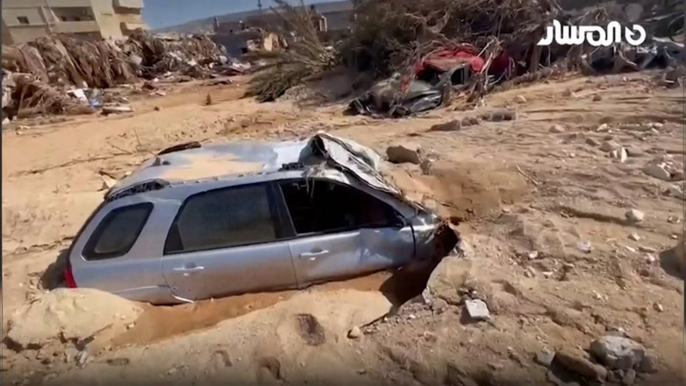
300 250 329 260
173 266 204 275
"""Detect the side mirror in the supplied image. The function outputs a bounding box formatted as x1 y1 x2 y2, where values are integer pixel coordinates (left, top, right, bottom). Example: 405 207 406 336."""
392 213 407 229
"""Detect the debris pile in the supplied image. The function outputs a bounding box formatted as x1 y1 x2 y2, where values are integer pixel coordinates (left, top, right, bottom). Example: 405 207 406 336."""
248 0 685 114
2 31 226 120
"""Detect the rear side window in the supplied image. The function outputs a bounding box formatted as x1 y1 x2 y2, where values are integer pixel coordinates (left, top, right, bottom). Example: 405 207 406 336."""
83 203 153 261
164 183 280 254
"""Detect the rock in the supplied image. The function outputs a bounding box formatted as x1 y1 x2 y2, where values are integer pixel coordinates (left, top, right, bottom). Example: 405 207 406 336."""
666 184 684 199
464 299 490 321
643 155 683 182
625 147 644 157
562 88 576 98
461 116 480 126
154 106 161 111
610 147 628 163
554 349 607 381
601 140 621 152
6 288 142 350
597 123 610 132
628 233 640 241
549 124 566 133
514 95 527 103
643 162 672 181
386 142 423 164
425 256 473 305
652 302 664 312
481 109 517 122
592 94 602 101
586 137 601 147
589 335 646 370
638 353 658 373
347 326 361 339
102 105 134 114
430 298 448 312
429 120 461 132
420 158 433 175
622 369 636 385
625 209 644 223
535 349 556 367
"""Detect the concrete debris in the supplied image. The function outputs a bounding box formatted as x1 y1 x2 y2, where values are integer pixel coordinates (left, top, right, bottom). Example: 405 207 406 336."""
464 299 490 321
625 209 644 223
386 142 423 164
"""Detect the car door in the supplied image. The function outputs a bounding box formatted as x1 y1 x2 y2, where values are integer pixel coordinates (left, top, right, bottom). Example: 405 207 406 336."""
277 178 414 286
161 182 298 301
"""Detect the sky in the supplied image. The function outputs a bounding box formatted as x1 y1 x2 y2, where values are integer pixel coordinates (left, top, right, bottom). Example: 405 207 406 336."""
142 0 344 29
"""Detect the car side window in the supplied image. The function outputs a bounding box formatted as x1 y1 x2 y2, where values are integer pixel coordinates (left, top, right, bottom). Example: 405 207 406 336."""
83 203 153 261
164 183 280 254
279 179 398 235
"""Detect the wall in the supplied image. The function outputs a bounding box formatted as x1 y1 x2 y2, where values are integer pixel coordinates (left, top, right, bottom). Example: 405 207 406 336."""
89 0 125 39
324 10 353 31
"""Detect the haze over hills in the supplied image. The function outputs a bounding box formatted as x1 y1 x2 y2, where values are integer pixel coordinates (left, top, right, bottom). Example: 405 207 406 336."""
153 0 352 34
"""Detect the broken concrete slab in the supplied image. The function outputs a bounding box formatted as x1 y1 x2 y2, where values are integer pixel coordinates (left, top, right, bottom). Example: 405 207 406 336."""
589 335 646 371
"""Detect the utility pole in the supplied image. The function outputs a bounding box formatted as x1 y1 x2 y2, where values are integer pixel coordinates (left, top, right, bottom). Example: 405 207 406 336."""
43 0 53 33
257 0 263 15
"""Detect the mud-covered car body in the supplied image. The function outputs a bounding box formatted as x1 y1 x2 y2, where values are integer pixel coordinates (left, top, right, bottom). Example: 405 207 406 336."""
65 132 449 304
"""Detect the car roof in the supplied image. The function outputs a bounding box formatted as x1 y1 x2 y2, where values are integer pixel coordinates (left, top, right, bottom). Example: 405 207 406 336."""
108 138 311 197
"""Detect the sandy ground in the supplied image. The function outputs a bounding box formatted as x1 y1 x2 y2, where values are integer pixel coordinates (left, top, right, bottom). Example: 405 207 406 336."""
2 72 684 385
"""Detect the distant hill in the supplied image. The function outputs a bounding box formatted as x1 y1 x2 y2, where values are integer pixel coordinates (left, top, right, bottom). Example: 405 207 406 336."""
154 0 352 34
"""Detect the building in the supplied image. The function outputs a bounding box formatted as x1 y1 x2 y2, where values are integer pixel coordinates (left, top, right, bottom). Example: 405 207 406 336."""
212 1 354 35
2 0 149 44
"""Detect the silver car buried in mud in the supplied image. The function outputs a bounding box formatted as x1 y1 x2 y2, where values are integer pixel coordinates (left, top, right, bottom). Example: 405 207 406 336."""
64 132 455 304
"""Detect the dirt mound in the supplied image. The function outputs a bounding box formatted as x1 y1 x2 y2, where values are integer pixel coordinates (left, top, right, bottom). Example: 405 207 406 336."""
384 160 530 222
6 288 142 351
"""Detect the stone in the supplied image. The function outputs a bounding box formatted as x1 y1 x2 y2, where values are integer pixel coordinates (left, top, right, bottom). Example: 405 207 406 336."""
610 147 628 163
667 184 685 199
652 302 664 312
643 162 672 181
629 233 640 241
426 256 473 305
429 120 461 132
535 349 555 367
622 369 636 385
562 88 576 97
601 140 621 152
464 299 490 321
347 326 361 339
386 142 423 164
592 94 602 101
461 116 480 127
431 298 448 312
625 147 644 157
554 349 607 381
514 95 527 103
638 353 658 373
589 335 646 370
586 137 601 146
577 240 592 253
625 209 644 223
597 123 610 132
549 124 566 133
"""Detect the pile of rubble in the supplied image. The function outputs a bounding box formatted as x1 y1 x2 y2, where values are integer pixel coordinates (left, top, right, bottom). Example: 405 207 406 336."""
1 31 232 121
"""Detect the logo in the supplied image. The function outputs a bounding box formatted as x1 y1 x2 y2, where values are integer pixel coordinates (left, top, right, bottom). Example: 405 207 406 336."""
537 20 646 47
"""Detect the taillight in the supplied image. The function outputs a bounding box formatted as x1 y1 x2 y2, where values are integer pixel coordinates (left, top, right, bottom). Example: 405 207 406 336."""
65 265 77 288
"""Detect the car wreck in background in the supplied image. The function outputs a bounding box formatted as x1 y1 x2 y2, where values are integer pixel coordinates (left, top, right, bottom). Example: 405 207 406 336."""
65 132 459 304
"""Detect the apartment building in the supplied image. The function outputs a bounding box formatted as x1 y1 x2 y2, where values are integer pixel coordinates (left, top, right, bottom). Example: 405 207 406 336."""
2 0 149 44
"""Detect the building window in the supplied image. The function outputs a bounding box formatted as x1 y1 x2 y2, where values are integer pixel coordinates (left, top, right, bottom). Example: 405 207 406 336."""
60 16 68 21
17 17 29 25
